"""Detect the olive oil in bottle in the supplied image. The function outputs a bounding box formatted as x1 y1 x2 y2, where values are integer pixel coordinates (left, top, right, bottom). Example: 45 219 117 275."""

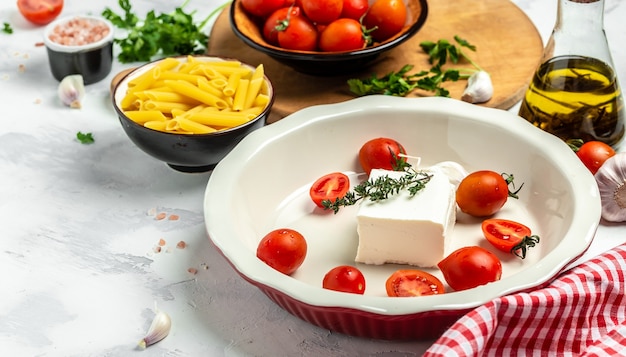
518 55 625 147
518 0 624 149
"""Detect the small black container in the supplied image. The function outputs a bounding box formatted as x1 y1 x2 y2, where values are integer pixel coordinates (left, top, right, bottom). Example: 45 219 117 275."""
44 15 114 85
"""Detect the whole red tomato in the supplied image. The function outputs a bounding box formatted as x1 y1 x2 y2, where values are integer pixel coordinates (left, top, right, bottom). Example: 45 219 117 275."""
456 170 518 217
363 0 407 42
300 0 343 24
319 18 366 52
358 137 408 175
341 0 369 20
576 141 616 175
17 0 63 25
263 6 302 46
256 228 307 275
276 15 318 51
438 246 502 291
385 269 445 297
241 0 288 18
322 265 366 294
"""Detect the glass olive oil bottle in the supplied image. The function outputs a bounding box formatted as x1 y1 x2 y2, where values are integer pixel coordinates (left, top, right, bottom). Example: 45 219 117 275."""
519 55 624 147
518 0 624 149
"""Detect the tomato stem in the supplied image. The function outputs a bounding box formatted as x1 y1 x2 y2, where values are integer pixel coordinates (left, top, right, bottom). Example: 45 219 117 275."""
511 235 540 259
502 172 524 199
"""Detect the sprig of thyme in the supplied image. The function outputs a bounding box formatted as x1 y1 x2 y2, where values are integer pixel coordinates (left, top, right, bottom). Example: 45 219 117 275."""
322 167 433 213
348 35 482 97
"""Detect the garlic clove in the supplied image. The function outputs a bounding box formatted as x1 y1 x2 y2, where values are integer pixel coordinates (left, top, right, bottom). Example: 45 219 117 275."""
58 74 85 109
138 308 171 349
461 71 493 104
594 152 626 222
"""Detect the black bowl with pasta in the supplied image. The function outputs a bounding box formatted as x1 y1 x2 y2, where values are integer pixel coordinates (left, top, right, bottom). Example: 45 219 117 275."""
111 55 275 173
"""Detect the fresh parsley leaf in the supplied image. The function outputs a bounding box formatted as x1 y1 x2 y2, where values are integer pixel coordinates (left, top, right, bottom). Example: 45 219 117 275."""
348 36 482 98
102 0 227 63
77 132 95 144
2 22 13 34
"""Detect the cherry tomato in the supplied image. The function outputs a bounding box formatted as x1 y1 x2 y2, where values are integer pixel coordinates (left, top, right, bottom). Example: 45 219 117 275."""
256 228 307 275
438 246 502 291
319 18 366 52
322 265 366 294
481 219 541 259
385 269 445 297
309 172 350 208
363 0 407 42
241 0 288 18
341 0 369 20
358 137 407 175
263 6 302 46
276 15 318 51
576 141 616 175
17 0 63 25
456 170 517 217
300 0 343 24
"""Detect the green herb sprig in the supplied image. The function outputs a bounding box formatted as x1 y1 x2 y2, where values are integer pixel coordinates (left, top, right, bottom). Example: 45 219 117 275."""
77 132 95 144
2 22 13 34
322 167 433 213
348 35 483 97
102 0 228 63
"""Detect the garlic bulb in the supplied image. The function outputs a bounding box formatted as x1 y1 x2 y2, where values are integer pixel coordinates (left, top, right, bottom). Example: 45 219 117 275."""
138 308 171 349
461 71 493 104
594 152 626 222
58 74 85 109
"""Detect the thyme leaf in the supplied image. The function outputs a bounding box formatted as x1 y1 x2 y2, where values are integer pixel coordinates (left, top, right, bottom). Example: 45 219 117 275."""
321 167 433 214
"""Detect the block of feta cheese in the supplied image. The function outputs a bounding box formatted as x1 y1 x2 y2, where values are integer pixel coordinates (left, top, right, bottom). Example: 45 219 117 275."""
355 166 457 268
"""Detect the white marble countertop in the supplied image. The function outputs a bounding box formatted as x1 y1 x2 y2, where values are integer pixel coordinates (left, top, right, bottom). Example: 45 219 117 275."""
1 0 625 355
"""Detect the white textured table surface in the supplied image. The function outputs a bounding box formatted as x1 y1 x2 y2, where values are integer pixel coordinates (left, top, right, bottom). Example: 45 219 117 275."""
1 0 625 356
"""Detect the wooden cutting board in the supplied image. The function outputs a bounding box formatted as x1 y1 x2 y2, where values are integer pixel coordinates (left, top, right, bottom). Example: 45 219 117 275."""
208 0 544 123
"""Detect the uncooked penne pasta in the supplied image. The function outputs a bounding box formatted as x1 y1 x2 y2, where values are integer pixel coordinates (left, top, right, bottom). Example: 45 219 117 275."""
118 57 271 134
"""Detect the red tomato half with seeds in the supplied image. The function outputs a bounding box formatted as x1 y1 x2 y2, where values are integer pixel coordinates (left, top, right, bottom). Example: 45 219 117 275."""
576 141 616 175
256 228 307 275
319 18 366 52
300 0 343 24
17 0 63 25
438 246 502 291
309 172 350 208
358 137 408 175
363 0 407 42
385 269 445 297
322 265 366 294
482 219 541 259
276 15 318 51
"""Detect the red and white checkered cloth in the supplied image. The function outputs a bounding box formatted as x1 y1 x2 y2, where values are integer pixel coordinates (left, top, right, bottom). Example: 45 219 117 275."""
425 243 626 356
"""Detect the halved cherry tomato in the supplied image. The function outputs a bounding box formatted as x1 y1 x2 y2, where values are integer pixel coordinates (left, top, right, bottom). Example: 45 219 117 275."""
341 0 369 20
319 18 366 52
482 219 540 259
276 14 318 51
385 269 445 297
363 0 407 42
263 6 302 46
437 246 502 291
241 0 288 18
17 0 63 25
256 228 307 275
322 265 366 294
309 172 350 208
358 137 408 175
576 141 616 175
456 170 520 217
300 0 343 24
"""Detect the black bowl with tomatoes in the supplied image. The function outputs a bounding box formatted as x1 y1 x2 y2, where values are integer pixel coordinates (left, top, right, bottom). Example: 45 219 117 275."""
229 0 428 76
